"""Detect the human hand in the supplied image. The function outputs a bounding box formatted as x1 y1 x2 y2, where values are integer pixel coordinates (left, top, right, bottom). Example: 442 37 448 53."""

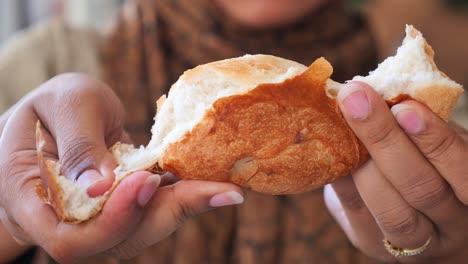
324 81 468 263
0 74 243 263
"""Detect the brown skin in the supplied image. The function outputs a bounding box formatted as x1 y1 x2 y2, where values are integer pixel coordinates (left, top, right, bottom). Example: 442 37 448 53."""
325 81 468 263
0 74 242 262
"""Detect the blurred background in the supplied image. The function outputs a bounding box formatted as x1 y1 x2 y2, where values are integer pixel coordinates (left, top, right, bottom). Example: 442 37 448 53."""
0 0 467 86
0 0 468 83
0 0 123 43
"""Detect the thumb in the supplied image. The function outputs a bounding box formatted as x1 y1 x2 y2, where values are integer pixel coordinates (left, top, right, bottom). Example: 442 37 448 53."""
75 153 116 197
31 172 160 263
33 74 125 197
111 181 244 258
160 181 244 226
36 119 117 198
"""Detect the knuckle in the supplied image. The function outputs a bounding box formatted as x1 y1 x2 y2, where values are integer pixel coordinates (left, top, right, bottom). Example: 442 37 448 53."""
0 156 14 187
170 189 198 227
424 132 458 162
364 121 400 150
34 73 91 98
376 207 419 236
110 240 147 260
337 189 367 211
50 73 103 93
0 152 31 202
37 73 111 106
404 176 451 211
172 201 191 228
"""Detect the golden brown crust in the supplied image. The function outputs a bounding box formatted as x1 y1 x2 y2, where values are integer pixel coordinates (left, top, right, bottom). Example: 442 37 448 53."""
413 84 464 121
36 121 68 221
161 58 365 194
35 180 48 202
180 55 304 85
414 32 464 120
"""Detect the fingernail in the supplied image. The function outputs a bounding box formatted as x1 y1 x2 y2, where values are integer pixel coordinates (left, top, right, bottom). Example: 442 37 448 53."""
77 169 104 189
209 191 244 208
338 82 369 119
391 104 426 134
137 174 161 207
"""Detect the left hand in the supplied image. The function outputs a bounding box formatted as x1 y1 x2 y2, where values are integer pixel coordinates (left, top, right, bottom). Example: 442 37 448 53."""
0 74 244 263
324 81 468 263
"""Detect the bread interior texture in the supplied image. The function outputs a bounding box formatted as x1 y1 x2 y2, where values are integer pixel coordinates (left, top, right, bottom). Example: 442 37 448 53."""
323 25 461 100
352 25 460 100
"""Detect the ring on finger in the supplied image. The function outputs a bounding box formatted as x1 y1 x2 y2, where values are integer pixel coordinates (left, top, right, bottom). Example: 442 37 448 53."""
383 234 432 257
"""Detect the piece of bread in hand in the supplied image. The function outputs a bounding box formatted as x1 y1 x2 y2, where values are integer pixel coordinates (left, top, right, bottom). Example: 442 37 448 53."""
36 25 463 223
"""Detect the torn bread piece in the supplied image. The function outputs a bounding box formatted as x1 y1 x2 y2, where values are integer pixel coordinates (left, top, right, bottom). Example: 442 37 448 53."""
36 25 463 223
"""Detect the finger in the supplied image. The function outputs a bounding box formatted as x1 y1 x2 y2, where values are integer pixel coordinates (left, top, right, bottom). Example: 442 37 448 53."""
36 119 114 199
324 177 389 261
31 74 126 196
352 160 435 257
337 82 455 223
391 101 468 206
110 181 243 259
18 171 157 263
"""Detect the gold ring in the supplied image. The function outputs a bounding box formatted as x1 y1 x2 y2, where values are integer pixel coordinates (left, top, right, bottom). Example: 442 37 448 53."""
383 235 432 257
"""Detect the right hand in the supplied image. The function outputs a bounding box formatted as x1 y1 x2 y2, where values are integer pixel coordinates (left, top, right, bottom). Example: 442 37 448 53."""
0 73 243 263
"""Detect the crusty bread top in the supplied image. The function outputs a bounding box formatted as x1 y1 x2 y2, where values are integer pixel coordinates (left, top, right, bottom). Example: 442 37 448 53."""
180 54 307 85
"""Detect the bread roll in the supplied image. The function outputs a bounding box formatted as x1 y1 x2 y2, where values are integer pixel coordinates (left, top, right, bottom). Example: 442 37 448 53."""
36 25 463 223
